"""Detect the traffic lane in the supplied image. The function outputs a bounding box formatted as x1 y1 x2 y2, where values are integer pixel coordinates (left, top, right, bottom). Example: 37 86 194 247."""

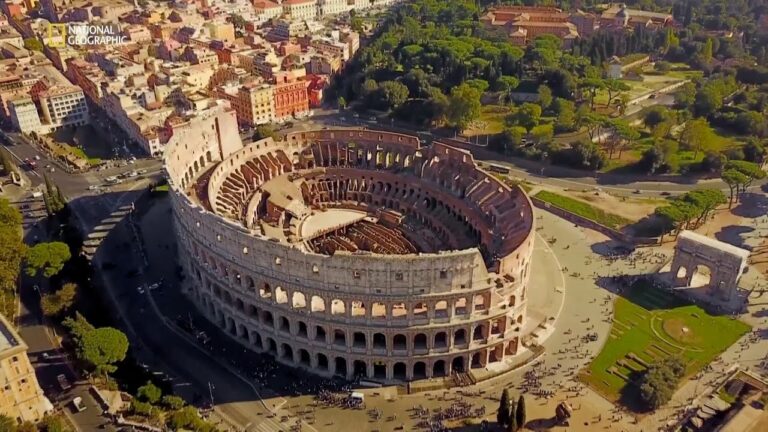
65 386 107 431
102 224 265 424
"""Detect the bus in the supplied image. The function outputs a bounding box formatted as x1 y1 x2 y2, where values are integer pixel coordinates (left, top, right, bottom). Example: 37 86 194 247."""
486 163 511 174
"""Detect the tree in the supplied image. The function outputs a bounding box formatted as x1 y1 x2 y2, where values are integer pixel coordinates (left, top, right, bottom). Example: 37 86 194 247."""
0 148 17 176
23 38 43 52
337 96 347 110
497 388 511 426
253 124 278 141
228 14 246 31
42 174 65 215
506 409 517 432
0 415 16 432
496 76 519 104
537 84 553 110
580 78 605 109
137 381 162 404
378 81 409 110
79 327 129 375
604 79 630 107
162 395 185 410
742 140 766 164
655 201 699 237
39 415 70 432
530 124 554 145
41 282 77 317
506 103 541 132
675 82 696 109
639 357 686 410
679 118 716 159
498 127 527 153
446 83 482 132
702 38 713 64
725 160 766 198
553 98 576 132
0 199 24 319
612 120 640 159
465 79 490 93
25 242 71 278
516 395 526 430
684 189 727 227
722 169 748 207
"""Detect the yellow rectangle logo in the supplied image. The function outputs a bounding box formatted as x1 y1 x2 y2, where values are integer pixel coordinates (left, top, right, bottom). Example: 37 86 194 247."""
48 24 66 48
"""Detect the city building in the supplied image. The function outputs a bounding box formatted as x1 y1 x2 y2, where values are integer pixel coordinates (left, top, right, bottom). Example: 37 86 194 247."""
0 313 52 423
215 81 275 126
253 0 283 21
8 96 41 133
273 76 309 121
599 3 674 30
165 128 535 383
283 0 317 22
481 5 578 47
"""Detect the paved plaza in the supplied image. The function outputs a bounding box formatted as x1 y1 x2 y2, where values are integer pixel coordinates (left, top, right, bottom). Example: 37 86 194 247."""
124 186 768 432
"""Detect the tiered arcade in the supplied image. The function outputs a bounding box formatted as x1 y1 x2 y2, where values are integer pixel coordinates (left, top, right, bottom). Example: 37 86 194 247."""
166 128 536 382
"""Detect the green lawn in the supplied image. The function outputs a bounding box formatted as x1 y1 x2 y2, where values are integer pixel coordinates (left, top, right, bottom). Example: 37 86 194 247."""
580 280 750 407
534 190 632 229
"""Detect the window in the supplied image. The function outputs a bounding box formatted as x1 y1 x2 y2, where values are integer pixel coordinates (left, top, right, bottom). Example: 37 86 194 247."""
395 272 403 281
353 270 360 279
439 270 447 279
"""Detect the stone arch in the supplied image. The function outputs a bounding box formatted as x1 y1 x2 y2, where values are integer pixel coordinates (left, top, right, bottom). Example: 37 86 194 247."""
314 325 327 342
434 300 448 318
391 302 407 319
292 291 307 309
279 316 291 333
452 356 465 373
676 266 688 279
333 329 346 346
261 310 274 327
275 286 288 304
280 343 293 362
334 357 347 377
297 321 308 338
434 332 448 349
473 324 486 341
433 360 446 377
353 331 366 348
371 302 386 318
310 295 325 313
393 334 407 350
317 353 329 370
331 299 346 315
454 297 468 315
266 337 277 353
691 264 712 287
454 328 467 346
393 362 407 380
412 302 428 318
413 362 426 379
413 333 428 350
353 360 367 378
350 300 366 317
298 349 311 366
372 333 386 350
473 294 487 311
260 283 272 298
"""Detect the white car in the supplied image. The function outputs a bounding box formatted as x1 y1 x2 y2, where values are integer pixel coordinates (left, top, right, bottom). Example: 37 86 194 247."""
72 397 86 412
87 185 99 191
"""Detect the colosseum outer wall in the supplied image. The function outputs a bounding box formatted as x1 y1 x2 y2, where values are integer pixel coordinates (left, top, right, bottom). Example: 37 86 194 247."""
165 128 536 382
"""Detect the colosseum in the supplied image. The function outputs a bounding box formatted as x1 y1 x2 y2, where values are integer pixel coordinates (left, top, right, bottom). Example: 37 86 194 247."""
164 112 535 383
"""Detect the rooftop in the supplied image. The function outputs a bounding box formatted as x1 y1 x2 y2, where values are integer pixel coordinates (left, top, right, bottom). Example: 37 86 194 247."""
0 313 21 353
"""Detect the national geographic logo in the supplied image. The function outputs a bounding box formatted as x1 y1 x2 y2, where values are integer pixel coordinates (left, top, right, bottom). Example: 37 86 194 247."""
48 23 127 48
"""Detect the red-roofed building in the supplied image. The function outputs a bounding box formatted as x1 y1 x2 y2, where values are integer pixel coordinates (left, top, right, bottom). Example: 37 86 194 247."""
273 75 309 121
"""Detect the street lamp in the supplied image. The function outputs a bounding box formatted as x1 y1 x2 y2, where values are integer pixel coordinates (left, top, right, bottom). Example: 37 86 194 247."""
208 381 215 407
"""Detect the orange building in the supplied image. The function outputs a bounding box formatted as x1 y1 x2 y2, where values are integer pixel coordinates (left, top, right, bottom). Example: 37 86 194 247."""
273 76 309 122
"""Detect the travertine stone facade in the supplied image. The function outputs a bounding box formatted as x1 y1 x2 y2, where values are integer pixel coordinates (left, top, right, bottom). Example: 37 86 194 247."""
165 128 536 382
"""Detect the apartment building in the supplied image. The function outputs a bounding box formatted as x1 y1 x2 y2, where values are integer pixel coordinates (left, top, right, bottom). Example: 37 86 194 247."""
311 37 349 61
215 81 275 126
253 0 283 21
283 0 317 22
0 314 51 423
273 76 309 122
8 97 41 133
65 57 105 102
35 86 89 132
206 22 236 43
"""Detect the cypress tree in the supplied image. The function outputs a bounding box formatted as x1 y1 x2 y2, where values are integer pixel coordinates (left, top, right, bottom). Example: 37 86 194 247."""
516 395 526 430
507 399 517 432
497 388 510 426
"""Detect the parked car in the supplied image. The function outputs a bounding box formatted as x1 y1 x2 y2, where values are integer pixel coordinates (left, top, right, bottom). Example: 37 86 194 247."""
71 396 86 412
57 374 71 391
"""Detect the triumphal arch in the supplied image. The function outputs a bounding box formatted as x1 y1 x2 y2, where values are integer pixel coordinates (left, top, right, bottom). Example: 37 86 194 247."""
670 230 750 303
